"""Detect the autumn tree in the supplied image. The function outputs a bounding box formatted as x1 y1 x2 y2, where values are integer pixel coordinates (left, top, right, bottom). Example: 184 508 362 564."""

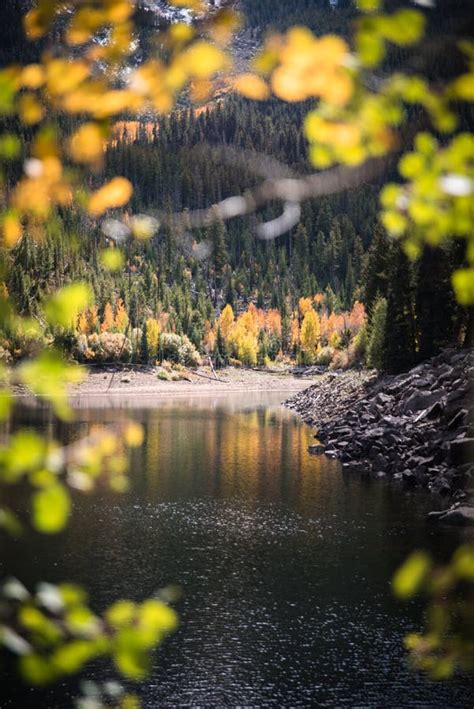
300 308 320 363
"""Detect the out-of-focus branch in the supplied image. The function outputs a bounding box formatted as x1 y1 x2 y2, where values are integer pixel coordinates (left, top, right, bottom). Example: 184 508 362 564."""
165 154 389 240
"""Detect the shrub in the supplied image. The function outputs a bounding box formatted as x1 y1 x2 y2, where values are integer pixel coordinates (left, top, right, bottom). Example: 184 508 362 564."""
159 333 201 367
75 332 132 362
330 348 351 370
315 346 333 367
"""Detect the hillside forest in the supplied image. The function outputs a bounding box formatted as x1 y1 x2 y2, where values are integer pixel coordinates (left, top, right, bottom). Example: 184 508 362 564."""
0 0 470 374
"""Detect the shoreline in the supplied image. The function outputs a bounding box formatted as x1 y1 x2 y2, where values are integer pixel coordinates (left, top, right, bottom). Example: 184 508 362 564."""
13 366 311 403
285 347 473 522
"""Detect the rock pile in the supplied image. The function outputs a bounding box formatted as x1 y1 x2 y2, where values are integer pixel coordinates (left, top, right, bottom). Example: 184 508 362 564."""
286 348 473 503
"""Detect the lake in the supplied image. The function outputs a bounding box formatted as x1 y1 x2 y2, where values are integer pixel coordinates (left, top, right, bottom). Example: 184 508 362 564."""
1 392 472 707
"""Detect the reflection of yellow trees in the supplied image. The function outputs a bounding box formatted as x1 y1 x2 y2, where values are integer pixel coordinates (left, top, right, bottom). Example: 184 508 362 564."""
137 405 328 507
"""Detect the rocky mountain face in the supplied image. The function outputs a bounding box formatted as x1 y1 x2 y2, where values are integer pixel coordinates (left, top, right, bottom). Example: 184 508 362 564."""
286 348 473 521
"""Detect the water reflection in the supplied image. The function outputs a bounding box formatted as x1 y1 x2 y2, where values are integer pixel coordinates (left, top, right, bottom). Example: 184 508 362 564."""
1 394 472 708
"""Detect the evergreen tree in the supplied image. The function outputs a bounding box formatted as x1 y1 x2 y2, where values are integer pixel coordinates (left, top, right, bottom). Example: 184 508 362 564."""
363 225 390 315
367 296 387 369
383 244 416 374
214 325 228 368
415 244 458 361
140 321 149 364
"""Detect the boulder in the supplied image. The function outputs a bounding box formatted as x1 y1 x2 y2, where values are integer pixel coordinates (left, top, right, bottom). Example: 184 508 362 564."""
449 437 474 466
404 390 444 414
447 409 468 431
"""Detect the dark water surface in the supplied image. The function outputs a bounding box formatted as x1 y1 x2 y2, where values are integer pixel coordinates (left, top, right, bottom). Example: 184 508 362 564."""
1 392 473 708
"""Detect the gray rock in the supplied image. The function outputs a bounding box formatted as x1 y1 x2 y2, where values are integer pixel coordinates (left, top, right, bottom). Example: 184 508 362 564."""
447 409 468 431
373 453 388 471
450 437 474 466
404 390 444 414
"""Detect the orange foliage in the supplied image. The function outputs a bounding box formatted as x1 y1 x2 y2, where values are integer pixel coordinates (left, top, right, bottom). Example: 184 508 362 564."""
114 298 128 333
347 300 366 334
298 297 313 317
101 302 114 333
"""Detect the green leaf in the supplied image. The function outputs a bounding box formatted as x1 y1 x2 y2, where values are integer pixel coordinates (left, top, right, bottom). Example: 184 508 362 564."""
0 507 23 536
357 0 380 13
0 430 46 481
139 600 178 634
452 268 474 306
0 133 20 159
382 9 425 46
106 600 136 627
32 484 71 533
0 389 12 420
0 71 15 115
114 628 150 679
44 283 93 329
19 350 85 419
356 29 385 67
392 551 431 599
20 654 56 686
99 248 124 272
453 545 474 580
52 640 97 674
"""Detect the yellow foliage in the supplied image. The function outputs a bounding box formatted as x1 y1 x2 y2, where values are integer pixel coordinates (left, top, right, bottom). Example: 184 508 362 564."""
328 331 341 349
218 304 234 341
68 123 105 164
180 42 227 79
270 29 353 105
20 64 45 89
146 319 161 355
2 213 23 248
234 74 270 101
88 177 133 217
298 297 313 316
300 308 320 355
19 94 44 125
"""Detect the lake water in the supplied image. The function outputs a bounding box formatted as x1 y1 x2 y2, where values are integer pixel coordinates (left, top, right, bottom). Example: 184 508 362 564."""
1 392 473 707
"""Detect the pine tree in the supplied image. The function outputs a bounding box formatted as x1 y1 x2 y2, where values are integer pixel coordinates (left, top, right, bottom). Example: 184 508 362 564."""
363 225 390 315
214 325 229 368
415 244 458 361
366 296 387 369
383 244 416 374
140 321 149 364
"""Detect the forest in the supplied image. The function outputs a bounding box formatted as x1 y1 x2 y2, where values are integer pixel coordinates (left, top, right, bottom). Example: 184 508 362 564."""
0 1 472 706
1 0 469 375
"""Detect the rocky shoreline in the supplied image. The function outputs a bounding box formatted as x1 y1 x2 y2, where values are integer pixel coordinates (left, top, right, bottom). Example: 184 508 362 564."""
286 348 473 523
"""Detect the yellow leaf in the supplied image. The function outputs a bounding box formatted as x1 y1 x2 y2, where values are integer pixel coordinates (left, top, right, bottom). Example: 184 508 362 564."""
33 484 71 534
88 178 133 217
19 94 44 125
182 41 227 79
234 73 269 100
46 60 89 96
452 268 474 306
99 248 124 271
68 123 105 164
20 64 45 89
392 551 431 599
451 73 474 101
2 213 23 247
23 9 48 40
